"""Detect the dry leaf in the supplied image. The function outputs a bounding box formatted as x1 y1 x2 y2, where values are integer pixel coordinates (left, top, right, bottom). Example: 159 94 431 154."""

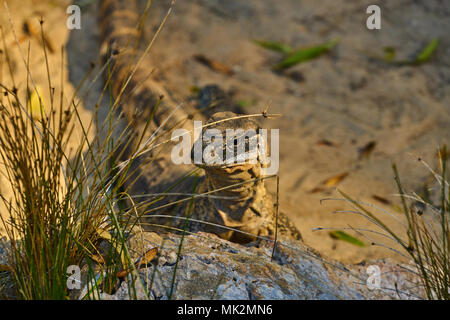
27 86 46 119
286 70 305 82
90 254 106 265
316 139 335 147
14 19 38 44
116 270 128 279
310 186 325 194
135 247 158 269
116 247 158 279
372 195 391 205
95 227 112 242
20 19 55 54
358 141 376 160
310 172 349 193
23 19 38 37
0 264 12 272
194 54 234 76
437 147 450 161
322 172 349 187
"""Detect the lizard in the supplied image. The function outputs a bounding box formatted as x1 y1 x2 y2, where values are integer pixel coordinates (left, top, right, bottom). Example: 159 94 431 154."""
98 0 301 243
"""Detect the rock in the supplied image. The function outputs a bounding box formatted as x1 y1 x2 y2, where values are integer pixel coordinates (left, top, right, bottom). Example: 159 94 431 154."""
0 237 8 266
0 229 426 300
97 230 424 300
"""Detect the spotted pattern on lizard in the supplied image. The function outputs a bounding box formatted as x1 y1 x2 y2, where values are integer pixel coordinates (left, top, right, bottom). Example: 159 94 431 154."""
99 0 301 243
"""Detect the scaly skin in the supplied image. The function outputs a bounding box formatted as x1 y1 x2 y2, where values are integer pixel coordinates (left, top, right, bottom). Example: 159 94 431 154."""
98 0 301 243
189 112 302 243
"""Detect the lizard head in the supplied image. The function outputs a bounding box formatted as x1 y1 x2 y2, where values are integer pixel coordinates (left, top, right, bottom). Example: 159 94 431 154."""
191 111 267 203
191 111 264 170
190 112 273 243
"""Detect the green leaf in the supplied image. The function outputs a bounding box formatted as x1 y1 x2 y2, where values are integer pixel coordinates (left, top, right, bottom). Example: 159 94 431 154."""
274 39 339 70
414 38 439 64
390 38 439 66
329 230 366 247
254 40 292 54
237 99 256 108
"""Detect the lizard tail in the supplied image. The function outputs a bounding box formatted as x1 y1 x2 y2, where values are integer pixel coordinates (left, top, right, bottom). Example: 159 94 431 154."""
98 0 187 132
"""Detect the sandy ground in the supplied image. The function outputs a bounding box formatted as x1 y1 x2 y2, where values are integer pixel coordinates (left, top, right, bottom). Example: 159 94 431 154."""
137 0 450 263
1 0 449 264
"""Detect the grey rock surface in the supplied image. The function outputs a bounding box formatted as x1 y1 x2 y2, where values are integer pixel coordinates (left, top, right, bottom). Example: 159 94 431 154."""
95 229 424 300
0 229 425 300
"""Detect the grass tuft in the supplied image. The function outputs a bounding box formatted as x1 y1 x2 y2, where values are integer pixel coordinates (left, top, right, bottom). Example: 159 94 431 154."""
334 146 449 299
0 10 150 299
